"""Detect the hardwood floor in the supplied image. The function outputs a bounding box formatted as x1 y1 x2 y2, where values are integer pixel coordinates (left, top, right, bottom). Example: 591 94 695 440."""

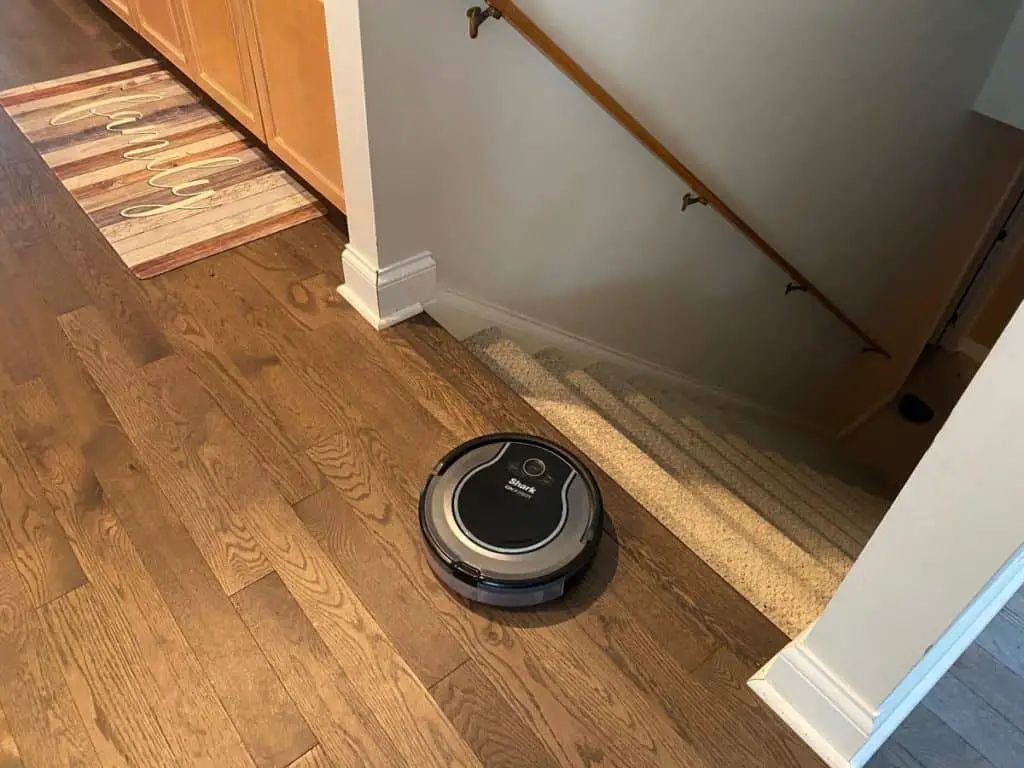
869 585 1024 768
0 1 823 765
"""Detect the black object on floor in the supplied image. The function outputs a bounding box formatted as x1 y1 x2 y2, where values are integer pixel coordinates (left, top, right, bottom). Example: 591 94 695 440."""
898 394 935 424
420 434 603 607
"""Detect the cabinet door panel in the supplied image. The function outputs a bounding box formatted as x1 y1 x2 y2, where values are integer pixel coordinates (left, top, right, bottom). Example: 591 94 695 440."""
134 0 190 71
97 0 135 24
246 0 344 210
178 0 264 138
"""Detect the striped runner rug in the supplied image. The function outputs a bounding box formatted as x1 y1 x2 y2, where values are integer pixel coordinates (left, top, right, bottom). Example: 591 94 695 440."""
0 59 325 279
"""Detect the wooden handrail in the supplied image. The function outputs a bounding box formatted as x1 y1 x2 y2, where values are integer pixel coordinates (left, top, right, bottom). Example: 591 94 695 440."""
473 0 889 358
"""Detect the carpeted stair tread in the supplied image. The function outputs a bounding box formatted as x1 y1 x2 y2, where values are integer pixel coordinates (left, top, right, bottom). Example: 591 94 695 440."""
589 362 864 563
650 385 875 547
538 350 847 587
469 336 826 636
761 450 887 533
794 462 891 521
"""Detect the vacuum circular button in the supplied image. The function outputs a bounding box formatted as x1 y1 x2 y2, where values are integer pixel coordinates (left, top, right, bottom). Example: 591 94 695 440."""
522 457 546 477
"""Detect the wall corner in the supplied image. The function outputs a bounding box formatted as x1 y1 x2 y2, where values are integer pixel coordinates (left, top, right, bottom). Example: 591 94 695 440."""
338 245 437 330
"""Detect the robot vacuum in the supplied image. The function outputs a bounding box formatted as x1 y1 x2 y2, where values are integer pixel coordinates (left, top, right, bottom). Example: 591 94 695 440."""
419 434 603 607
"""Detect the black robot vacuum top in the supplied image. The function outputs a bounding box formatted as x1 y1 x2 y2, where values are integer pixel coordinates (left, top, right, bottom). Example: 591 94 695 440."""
419 433 603 607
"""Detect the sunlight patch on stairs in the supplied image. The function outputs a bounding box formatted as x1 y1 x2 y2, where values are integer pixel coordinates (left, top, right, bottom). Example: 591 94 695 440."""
465 328 894 638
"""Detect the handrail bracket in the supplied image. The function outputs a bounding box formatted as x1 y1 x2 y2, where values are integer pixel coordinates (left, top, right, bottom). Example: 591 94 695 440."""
681 193 709 213
785 282 809 296
468 4 503 39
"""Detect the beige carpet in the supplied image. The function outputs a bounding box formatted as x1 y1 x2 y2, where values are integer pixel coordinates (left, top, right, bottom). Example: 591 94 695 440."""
466 329 892 637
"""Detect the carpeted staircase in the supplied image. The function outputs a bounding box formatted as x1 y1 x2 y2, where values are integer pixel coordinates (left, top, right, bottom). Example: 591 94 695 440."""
464 328 892 637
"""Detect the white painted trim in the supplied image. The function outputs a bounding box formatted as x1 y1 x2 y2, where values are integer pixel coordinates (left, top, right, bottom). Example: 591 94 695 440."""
750 545 1024 768
338 245 437 330
429 287 812 429
749 640 875 768
856 544 1024 764
956 336 991 365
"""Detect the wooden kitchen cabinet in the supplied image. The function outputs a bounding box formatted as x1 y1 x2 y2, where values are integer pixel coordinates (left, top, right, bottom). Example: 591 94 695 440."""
245 0 344 210
133 0 190 72
178 0 265 139
95 0 345 211
97 0 135 25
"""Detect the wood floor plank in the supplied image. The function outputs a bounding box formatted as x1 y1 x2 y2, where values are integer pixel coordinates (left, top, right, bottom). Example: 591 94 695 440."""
40 586 178 767
7 379 261 767
59 305 273 594
399 316 787 665
142 279 324 504
285 746 333 768
431 660 559 768
0 699 23 768
272 216 347 276
236 242 343 331
83 424 318 768
867 742 927 768
950 644 1024 742
0 529 32 639
294 485 469 688
0 415 85 606
155 257 339 450
692 646 826 767
102 350 479 768
0 120 171 368
300 462 609 768
372 322 727 676
0 611 100 768
974 610 1024 680
307 427 697 768
923 674 1024 768
232 573 403 768
210 450 478 767
887 707 993 768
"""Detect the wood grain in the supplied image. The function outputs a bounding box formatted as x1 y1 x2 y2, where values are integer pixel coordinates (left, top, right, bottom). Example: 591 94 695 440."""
883 707 991 768
0 415 85 607
0 537 30 638
237 245 343 331
0 701 23 768
399 316 787 666
84 424 317 768
950 644 1024 744
923 674 1024 768
156 258 339 450
7 379 260 767
232 573 402 767
204 434 479 768
306 427 694 768
432 660 559 768
40 586 179 767
59 305 273 594
141 276 324 503
295 485 469 688
0 611 100 768
285 746 332 768
0 10 825 762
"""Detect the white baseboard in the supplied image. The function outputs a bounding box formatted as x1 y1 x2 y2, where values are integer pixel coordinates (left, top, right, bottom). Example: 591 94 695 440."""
338 245 436 330
956 337 990 365
750 545 1024 767
749 638 874 768
429 287 804 427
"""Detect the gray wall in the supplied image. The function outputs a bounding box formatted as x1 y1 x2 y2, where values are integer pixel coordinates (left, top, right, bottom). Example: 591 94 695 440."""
976 2 1024 131
355 0 1020 409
